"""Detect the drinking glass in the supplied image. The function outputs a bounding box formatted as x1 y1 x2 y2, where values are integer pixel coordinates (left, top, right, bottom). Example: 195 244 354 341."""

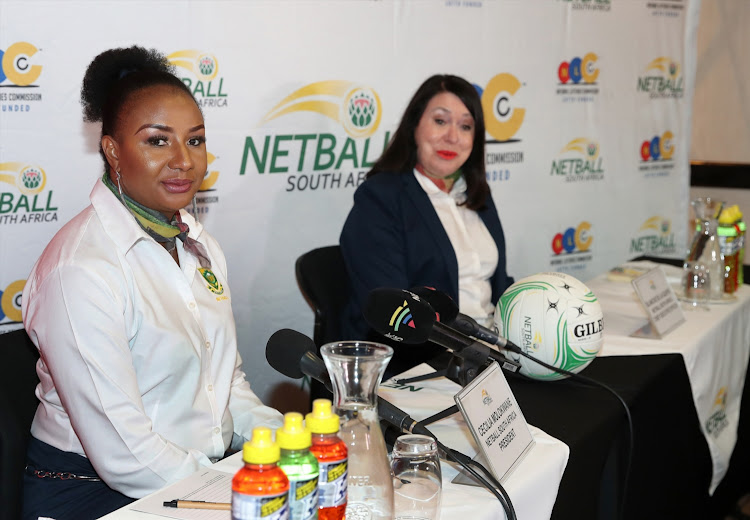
685 197 724 301
683 262 711 310
390 434 442 520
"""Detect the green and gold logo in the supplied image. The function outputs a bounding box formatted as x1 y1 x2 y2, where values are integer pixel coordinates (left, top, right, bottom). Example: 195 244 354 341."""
167 50 227 107
199 268 224 295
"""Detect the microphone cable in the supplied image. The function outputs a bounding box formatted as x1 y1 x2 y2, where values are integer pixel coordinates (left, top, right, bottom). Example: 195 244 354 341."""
508 345 633 520
384 421 517 519
437 440 517 520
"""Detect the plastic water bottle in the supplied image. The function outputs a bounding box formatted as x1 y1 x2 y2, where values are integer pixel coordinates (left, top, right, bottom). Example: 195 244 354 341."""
277 412 320 520
232 427 290 520
306 399 347 520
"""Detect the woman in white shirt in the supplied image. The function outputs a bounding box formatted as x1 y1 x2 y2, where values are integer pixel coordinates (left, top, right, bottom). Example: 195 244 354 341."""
339 75 514 377
21 46 282 520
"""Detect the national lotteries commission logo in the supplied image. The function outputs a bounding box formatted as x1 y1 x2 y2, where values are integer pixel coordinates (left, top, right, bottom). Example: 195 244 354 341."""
646 0 684 17
239 80 389 193
476 73 525 143
637 57 683 98
550 138 604 182
550 221 593 271
168 50 227 107
0 280 25 324
639 131 675 176
474 73 525 182
0 162 58 224
559 0 611 11
184 152 221 219
557 53 599 102
630 216 676 256
0 42 43 112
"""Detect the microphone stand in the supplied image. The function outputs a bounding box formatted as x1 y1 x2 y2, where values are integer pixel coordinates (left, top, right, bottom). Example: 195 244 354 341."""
392 341 497 430
396 341 515 387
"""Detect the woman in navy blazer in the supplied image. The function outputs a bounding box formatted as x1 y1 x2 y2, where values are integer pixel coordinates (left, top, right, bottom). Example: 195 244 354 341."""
340 75 514 377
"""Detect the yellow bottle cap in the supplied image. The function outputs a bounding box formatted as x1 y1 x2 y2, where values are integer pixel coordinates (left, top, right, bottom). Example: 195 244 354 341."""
720 204 743 226
243 427 280 464
276 412 311 450
305 399 340 435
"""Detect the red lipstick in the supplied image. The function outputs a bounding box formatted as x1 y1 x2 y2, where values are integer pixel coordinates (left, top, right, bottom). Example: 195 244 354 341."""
437 150 457 159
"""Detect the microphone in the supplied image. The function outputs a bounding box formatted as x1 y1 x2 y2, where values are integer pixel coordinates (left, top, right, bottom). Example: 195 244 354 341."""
265 328 332 392
408 286 459 324
363 288 518 369
410 286 522 354
265 328 432 437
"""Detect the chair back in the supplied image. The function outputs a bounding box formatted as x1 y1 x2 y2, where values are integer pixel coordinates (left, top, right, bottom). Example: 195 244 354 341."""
295 245 351 348
0 328 40 520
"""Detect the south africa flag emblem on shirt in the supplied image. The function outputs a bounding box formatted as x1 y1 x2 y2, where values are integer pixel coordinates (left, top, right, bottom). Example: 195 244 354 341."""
199 268 224 295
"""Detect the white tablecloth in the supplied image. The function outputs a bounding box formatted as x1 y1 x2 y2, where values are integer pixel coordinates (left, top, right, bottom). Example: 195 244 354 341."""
379 363 569 520
102 363 569 520
587 260 750 493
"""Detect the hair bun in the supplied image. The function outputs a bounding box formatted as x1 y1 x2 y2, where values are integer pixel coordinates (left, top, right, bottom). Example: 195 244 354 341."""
81 46 174 123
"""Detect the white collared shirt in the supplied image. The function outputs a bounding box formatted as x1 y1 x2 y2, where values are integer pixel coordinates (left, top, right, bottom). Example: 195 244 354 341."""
22 179 282 498
413 169 499 326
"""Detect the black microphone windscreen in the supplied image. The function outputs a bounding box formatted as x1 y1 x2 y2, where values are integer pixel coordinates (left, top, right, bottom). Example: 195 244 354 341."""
363 288 436 344
265 328 317 379
409 286 459 324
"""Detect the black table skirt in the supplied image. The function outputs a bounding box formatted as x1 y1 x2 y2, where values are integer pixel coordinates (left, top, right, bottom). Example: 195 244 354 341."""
507 354 715 520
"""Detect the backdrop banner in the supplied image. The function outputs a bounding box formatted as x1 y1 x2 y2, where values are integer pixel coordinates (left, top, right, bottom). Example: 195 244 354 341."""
0 0 699 407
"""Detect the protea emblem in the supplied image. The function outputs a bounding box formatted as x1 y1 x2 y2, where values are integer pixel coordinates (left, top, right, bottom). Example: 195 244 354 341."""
587 142 598 157
340 87 381 137
21 167 42 190
348 91 376 129
197 55 216 79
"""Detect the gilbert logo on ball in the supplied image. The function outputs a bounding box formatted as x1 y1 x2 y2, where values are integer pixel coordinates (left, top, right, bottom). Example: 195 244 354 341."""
494 272 603 381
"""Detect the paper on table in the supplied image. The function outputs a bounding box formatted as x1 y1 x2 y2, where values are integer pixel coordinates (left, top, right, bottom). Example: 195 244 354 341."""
130 468 232 520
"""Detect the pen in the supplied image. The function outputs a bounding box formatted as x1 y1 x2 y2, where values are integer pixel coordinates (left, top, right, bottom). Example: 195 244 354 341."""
163 499 231 511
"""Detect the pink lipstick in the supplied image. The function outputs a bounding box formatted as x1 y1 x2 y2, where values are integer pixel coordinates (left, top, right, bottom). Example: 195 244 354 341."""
162 179 193 194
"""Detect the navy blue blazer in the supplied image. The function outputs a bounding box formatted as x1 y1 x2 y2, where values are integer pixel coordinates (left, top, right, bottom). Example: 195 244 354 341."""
339 171 514 376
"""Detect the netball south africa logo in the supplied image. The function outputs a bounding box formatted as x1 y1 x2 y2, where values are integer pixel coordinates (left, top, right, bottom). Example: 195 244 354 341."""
637 57 683 98
260 81 382 138
0 162 46 195
550 138 604 182
199 268 224 296
168 50 218 81
167 50 226 107
630 216 676 255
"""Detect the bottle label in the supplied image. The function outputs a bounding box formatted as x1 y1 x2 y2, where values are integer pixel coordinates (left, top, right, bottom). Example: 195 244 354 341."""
232 490 289 520
289 476 319 520
318 458 348 508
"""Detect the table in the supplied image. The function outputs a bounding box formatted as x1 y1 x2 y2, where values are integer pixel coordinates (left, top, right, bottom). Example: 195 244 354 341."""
588 261 750 494
379 363 570 520
102 364 569 520
503 259 750 520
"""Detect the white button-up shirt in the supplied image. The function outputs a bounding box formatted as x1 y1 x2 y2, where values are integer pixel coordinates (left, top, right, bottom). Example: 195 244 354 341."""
414 170 499 326
22 179 282 498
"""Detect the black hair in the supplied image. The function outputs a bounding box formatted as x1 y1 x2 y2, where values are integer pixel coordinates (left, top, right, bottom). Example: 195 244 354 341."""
80 46 199 172
367 74 489 210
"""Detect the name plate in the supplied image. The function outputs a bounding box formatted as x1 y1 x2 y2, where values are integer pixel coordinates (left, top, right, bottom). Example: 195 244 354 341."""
454 361 534 483
631 266 685 338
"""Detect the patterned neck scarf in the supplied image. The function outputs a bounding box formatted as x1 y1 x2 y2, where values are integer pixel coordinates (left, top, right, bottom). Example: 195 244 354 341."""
102 172 212 268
